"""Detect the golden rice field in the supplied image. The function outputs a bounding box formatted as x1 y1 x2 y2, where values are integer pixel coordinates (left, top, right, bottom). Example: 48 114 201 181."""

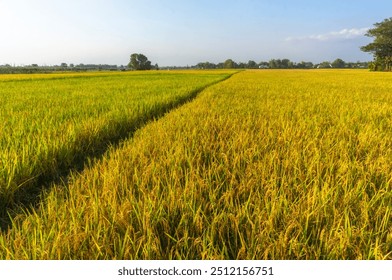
0 69 391 259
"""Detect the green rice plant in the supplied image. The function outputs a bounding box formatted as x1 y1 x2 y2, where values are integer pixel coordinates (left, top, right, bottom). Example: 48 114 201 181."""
0 70 391 260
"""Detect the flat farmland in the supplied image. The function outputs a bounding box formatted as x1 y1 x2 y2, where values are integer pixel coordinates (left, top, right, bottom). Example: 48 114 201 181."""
0 70 234 210
0 70 391 259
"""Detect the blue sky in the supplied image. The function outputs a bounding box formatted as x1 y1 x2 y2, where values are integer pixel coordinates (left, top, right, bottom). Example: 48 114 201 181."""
0 0 391 66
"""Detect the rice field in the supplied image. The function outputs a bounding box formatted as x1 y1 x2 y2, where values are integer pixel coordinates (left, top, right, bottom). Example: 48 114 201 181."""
0 70 234 212
0 69 391 259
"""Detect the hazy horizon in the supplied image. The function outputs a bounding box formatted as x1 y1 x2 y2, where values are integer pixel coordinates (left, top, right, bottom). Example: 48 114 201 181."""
1 0 391 66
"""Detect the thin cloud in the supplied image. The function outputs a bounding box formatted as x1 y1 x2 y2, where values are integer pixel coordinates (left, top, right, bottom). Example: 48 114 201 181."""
286 27 369 42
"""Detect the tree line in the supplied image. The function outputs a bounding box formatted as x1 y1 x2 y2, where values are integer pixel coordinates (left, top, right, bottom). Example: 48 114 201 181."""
0 63 126 74
195 58 368 69
0 58 369 74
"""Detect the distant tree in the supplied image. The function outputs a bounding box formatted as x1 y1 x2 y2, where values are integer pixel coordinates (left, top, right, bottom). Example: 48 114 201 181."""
128 53 152 70
361 18 392 71
281 58 290 68
196 62 216 69
247 60 258 68
238 62 247 69
332 58 346 68
304 61 314 68
205 62 216 69
196 62 205 69
296 61 306 68
258 61 269 68
216 62 224 69
60 63 68 68
268 58 293 69
223 59 235 69
269 59 279 68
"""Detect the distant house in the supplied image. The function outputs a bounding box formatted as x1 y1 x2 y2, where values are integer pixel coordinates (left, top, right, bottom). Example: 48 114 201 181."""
316 63 332 69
